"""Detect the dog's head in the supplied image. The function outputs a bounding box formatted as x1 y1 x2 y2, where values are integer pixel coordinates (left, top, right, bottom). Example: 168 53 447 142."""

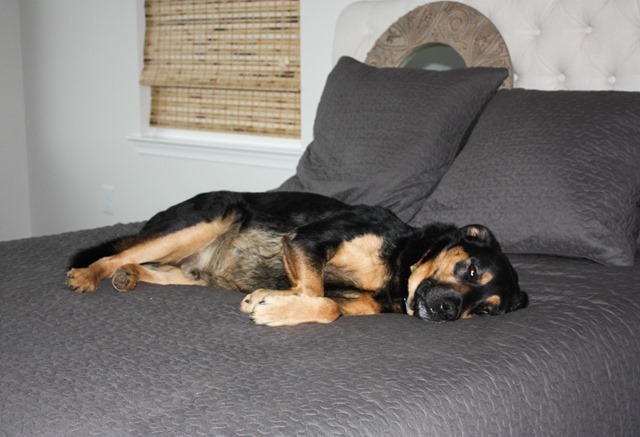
407 225 527 322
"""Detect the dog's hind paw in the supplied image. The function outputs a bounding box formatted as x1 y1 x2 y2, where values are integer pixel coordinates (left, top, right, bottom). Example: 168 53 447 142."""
111 265 139 292
66 268 98 293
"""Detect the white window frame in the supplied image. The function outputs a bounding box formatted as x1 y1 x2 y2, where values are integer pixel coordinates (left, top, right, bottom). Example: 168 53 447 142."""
127 128 303 170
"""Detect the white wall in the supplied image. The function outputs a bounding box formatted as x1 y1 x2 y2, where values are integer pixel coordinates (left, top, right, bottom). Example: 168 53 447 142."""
0 0 31 240
299 0 358 146
6 0 359 239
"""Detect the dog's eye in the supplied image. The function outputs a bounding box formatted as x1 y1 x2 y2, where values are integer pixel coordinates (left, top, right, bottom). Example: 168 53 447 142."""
468 263 477 279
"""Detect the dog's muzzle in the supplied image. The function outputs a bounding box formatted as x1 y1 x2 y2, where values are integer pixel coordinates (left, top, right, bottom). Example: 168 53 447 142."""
412 282 463 322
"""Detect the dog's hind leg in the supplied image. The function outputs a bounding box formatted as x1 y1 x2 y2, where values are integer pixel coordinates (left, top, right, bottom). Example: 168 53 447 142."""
111 263 207 291
67 216 237 293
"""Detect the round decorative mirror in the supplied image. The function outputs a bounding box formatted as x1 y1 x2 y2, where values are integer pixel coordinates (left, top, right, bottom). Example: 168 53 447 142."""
365 1 513 88
402 43 466 71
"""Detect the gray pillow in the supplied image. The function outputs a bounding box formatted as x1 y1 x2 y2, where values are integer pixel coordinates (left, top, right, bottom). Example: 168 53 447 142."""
413 89 640 266
278 56 508 221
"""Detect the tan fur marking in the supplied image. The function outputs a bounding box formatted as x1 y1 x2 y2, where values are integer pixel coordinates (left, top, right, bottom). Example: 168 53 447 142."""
281 240 324 297
432 247 470 285
328 234 389 291
406 246 470 316
337 293 382 316
484 294 501 307
465 226 488 239
149 217 238 265
479 272 494 286
460 307 473 319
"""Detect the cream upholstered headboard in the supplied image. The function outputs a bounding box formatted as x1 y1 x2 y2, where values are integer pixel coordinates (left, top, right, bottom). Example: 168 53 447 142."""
334 0 640 91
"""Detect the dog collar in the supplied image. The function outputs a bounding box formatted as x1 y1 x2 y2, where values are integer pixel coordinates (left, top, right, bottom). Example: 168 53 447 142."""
410 249 430 273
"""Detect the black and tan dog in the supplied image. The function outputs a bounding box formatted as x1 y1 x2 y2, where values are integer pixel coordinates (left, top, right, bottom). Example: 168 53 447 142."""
66 191 527 326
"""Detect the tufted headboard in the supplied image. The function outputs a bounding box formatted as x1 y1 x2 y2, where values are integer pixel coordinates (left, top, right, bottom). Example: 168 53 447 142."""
334 0 640 91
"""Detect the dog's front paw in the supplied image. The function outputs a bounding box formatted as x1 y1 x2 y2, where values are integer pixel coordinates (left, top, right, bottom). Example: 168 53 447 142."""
249 294 301 326
66 268 98 293
247 293 341 327
239 289 274 314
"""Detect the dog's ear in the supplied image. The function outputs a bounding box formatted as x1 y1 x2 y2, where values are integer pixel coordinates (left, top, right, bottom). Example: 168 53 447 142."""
507 289 529 312
457 224 501 251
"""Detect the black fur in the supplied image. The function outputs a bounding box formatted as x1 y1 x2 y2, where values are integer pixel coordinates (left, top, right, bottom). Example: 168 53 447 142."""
69 235 139 269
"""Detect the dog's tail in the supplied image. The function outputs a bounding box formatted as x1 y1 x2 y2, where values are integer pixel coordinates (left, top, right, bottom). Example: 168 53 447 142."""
68 235 139 268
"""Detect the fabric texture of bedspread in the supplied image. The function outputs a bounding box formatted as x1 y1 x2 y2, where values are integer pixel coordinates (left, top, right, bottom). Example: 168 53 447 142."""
1 224 639 436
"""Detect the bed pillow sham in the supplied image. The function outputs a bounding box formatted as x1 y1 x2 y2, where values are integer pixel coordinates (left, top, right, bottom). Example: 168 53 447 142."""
413 89 640 266
277 56 508 221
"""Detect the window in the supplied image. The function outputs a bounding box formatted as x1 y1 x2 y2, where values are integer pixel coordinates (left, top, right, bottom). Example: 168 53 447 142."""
140 0 301 139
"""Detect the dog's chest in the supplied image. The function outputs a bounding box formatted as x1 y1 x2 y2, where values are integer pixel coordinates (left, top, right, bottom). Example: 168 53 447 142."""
324 234 391 291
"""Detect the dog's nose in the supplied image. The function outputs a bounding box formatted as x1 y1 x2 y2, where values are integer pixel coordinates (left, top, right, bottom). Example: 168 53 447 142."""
430 298 460 321
414 284 463 321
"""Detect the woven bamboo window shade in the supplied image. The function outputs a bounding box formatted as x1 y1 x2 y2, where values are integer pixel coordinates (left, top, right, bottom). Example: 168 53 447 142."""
140 0 301 138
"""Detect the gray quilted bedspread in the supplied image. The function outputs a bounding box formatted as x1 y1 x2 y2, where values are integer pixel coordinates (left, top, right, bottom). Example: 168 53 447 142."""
1 223 639 436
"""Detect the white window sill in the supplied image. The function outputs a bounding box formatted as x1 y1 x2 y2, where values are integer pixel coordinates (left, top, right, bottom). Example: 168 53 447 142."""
127 128 303 170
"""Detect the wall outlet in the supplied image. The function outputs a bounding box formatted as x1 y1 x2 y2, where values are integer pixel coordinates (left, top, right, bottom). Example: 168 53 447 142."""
102 185 115 215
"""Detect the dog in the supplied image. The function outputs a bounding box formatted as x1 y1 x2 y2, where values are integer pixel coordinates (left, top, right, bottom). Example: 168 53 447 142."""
66 191 528 326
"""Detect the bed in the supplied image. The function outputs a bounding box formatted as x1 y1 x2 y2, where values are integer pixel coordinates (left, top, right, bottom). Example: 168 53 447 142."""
2 0 640 435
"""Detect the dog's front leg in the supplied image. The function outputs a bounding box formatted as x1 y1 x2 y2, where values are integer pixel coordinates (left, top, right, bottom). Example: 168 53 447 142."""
241 231 340 326
242 292 341 326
